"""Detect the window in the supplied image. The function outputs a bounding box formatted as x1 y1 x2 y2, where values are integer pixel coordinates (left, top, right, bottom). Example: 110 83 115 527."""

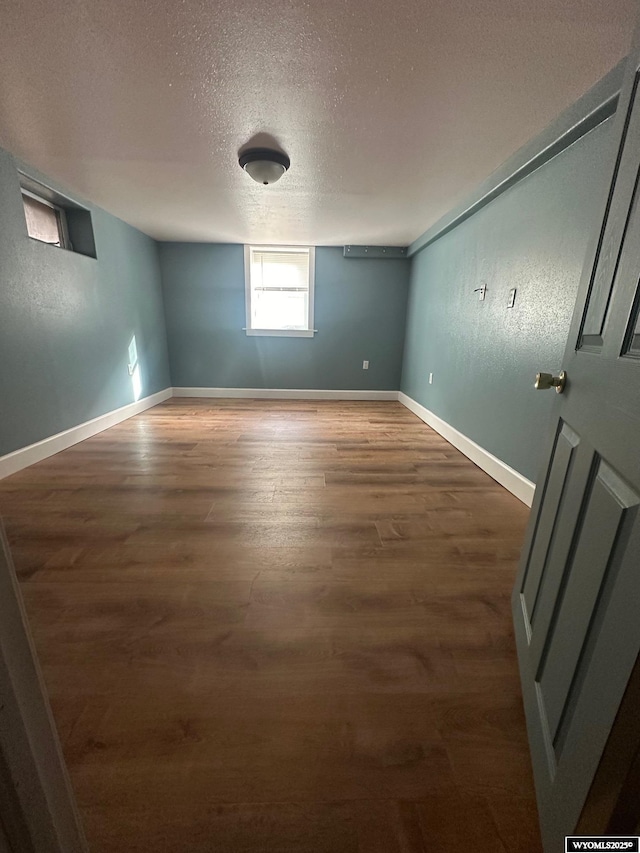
244 246 315 337
19 173 98 259
21 190 69 248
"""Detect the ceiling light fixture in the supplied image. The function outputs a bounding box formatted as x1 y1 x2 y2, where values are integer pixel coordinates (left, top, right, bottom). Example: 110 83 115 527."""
239 148 290 185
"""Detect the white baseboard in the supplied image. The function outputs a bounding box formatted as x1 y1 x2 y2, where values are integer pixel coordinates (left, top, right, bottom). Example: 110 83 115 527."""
0 386 535 507
398 392 535 506
0 388 173 480
172 387 398 401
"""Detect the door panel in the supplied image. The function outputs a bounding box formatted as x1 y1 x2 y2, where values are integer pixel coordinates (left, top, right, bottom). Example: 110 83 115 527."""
538 460 639 746
521 421 580 624
513 20 640 850
518 445 640 760
527 440 597 666
580 72 640 352
623 289 640 356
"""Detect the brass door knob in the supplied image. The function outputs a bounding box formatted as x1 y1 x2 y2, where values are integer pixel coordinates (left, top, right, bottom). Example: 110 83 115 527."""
535 371 566 393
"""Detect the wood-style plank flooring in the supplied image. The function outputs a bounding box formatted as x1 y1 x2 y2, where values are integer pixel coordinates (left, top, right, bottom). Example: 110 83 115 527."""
0 400 541 852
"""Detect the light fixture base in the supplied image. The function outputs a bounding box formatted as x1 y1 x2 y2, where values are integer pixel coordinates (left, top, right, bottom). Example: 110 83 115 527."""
239 148 290 185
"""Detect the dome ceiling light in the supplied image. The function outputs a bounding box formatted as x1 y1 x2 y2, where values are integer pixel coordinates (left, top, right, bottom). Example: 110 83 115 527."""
239 148 290 185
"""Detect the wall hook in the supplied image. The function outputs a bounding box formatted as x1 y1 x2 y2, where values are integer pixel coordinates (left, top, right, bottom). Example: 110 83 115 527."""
473 284 487 301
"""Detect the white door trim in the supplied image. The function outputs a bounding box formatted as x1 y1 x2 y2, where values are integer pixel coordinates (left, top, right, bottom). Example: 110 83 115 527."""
0 525 88 852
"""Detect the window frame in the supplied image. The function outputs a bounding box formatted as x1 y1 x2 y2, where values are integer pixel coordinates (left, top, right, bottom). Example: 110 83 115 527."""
244 245 316 338
21 188 70 250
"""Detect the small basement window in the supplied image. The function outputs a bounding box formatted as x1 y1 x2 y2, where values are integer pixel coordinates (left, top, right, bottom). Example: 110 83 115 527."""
19 173 97 259
22 190 68 248
244 245 315 337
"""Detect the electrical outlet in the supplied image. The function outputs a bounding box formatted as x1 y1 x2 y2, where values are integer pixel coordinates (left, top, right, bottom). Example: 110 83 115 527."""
362 360 369 370
429 373 433 384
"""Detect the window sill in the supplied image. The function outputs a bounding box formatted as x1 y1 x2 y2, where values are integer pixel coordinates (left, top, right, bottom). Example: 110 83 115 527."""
27 236 98 259
244 329 316 338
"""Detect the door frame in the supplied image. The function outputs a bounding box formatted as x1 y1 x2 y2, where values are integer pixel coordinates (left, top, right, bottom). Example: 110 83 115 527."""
0 521 88 852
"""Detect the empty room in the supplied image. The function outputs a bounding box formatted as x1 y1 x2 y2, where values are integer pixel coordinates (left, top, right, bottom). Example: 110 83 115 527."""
1 1 640 851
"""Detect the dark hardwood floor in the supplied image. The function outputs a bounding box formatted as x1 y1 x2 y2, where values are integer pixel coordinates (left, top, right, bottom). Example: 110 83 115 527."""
0 399 541 852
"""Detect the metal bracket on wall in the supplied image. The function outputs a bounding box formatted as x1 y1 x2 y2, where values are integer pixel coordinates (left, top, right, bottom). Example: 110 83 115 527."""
343 246 408 259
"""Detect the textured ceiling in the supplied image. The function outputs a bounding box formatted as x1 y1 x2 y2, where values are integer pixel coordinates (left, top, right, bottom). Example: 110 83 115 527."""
0 0 635 245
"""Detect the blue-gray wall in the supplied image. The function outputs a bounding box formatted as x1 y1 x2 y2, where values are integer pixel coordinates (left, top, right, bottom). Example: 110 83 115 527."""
1 94 617 482
159 244 409 391
401 119 614 483
0 148 171 457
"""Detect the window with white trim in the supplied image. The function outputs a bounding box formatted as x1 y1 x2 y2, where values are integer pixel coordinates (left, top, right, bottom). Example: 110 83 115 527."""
244 246 315 337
